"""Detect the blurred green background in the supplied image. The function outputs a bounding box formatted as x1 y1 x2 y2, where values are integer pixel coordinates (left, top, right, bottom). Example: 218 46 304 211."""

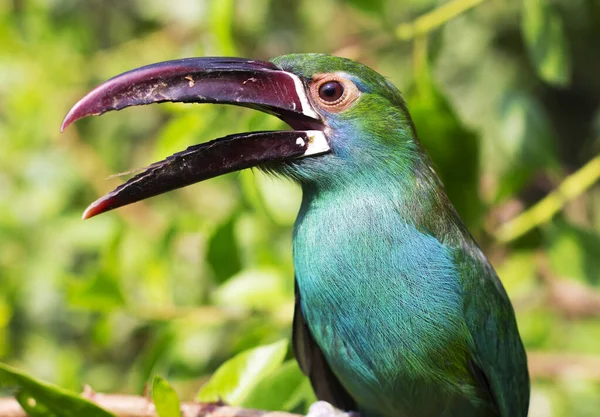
1 0 600 416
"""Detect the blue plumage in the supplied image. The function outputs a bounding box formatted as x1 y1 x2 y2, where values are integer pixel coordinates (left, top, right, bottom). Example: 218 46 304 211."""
272 54 529 417
295 191 480 416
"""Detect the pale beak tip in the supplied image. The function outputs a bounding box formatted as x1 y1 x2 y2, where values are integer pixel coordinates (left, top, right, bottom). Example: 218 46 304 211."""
81 198 106 220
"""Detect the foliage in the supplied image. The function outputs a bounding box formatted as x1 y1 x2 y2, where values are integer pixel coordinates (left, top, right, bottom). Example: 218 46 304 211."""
196 339 288 405
0 362 115 417
1 0 599 416
152 376 181 417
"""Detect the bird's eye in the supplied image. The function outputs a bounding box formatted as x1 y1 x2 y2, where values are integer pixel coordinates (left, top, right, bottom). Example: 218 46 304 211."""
318 81 344 103
310 74 359 112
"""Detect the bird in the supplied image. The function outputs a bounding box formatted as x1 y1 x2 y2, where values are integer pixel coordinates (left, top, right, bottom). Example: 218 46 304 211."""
62 53 530 417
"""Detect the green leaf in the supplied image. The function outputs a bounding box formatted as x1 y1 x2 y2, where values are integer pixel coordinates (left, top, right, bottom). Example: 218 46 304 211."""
67 271 125 312
154 112 208 161
152 376 181 417
196 339 288 405
516 309 555 349
547 219 600 285
0 362 116 417
284 378 318 414
522 0 571 86
207 214 242 283
495 250 538 297
210 0 237 55
495 91 558 200
241 360 307 411
67 230 125 312
346 0 384 15
408 71 482 228
256 172 302 227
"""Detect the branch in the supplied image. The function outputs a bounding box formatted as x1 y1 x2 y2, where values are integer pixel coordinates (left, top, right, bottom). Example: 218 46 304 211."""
0 390 301 417
495 154 600 242
3 351 600 417
396 0 487 40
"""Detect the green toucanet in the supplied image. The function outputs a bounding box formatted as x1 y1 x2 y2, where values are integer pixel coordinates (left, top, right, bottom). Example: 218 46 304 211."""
62 54 530 417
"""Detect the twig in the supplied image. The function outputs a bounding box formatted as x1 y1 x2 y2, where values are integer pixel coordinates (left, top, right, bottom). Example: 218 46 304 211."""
412 35 429 77
396 0 487 40
495 154 600 242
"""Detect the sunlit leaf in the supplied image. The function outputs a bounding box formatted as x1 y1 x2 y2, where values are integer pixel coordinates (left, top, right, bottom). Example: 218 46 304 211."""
152 376 181 417
522 0 571 86
0 362 115 417
213 268 287 312
241 360 308 411
196 339 288 404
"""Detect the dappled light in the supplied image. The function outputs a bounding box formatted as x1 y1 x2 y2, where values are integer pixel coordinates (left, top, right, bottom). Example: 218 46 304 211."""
1 1 599 416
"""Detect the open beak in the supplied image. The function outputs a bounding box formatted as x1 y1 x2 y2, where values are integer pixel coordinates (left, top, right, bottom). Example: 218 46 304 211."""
61 57 329 219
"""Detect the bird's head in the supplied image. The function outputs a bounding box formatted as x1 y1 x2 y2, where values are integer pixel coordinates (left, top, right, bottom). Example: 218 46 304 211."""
271 54 419 188
62 53 420 218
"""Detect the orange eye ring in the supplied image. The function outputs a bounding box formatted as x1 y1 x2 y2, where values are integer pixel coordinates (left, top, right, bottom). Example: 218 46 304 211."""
310 74 360 112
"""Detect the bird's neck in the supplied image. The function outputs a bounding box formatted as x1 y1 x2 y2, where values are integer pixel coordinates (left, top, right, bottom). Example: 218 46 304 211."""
296 153 469 249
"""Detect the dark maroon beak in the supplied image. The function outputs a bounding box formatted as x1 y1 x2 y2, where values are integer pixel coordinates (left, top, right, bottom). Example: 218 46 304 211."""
61 57 328 219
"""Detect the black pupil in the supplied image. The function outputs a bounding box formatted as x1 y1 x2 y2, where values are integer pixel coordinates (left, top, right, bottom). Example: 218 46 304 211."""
319 81 344 102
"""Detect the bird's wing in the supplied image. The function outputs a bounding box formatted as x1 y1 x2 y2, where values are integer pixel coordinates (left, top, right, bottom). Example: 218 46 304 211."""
460 249 530 417
292 279 357 411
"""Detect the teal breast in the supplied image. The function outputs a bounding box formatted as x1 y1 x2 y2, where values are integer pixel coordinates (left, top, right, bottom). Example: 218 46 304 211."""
293 191 493 417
